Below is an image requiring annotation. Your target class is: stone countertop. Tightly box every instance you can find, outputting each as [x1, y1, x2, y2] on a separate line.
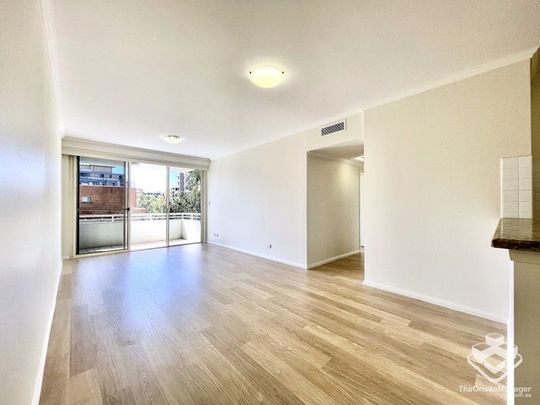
[492, 218, 540, 252]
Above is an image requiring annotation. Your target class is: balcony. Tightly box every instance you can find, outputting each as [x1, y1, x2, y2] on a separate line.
[78, 212, 201, 254]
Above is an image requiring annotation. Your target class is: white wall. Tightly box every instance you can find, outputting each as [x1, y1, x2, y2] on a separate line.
[532, 49, 540, 219]
[0, 1, 61, 404]
[307, 155, 360, 267]
[363, 60, 531, 322]
[208, 134, 308, 267]
[208, 113, 364, 268]
[305, 113, 364, 151]
[359, 172, 365, 247]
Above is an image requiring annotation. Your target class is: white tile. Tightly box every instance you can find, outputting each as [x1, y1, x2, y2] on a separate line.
[502, 168, 519, 180]
[502, 157, 519, 170]
[519, 202, 532, 219]
[519, 178, 532, 191]
[518, 155, 532, 169]
[502, 202, 519, 218]
[519, 167, 532, 181]
[503, 209, 519, 219]
[503, 189, 519, 202]
[501, 156, 534, 218]
[519, 189, 532, 202]
[502, 178, 519, 191]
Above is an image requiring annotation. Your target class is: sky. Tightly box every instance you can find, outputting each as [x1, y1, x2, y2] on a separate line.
[131, 163, 189, 192]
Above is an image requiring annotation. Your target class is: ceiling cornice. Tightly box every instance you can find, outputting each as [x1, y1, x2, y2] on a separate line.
[362, 46, 538, 111]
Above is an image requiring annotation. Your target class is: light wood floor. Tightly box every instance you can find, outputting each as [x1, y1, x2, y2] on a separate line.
[41, 244, 505, 404]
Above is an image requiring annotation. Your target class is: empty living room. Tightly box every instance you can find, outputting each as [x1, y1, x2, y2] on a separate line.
[2, 1, 540, 404]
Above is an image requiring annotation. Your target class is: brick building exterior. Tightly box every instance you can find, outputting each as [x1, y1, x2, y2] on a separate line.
[79, 186, 137, 214]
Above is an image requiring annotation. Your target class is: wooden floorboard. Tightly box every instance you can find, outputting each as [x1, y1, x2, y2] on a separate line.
[40, 244, 505, 404]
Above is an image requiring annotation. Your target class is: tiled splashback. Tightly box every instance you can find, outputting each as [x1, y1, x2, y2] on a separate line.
[501, 155, 532, 218]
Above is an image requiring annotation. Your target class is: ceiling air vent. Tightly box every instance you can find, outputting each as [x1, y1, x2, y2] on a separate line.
[321, 120, 346, 136]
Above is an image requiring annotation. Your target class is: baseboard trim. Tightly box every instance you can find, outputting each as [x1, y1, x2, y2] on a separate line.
[32, 259, 63, 405]
[307, 250, 361, 269]
[208, 241, 306, 269]
[362, 279, 507, 324]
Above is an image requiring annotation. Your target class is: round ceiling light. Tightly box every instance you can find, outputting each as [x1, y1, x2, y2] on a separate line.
[248, 65, 285, 88]
[161, 134, 184, 144]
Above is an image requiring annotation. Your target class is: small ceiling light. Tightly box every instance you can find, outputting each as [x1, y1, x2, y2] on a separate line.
[354, 155, 365, 162]
[161, 134, 184, 144]
[248, 65, 285, 88]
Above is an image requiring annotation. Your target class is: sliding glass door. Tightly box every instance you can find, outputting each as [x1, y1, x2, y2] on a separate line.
[168, 167, 202, 245]
[76, 158, 203, 255]
[77, 157, 127, 254]
[130, 163, 167, 250]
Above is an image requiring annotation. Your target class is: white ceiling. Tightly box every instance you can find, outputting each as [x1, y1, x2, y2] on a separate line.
[51, 0, 540, 159]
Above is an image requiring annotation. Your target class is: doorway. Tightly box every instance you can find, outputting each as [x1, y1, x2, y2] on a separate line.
[306, 140, 364, 279]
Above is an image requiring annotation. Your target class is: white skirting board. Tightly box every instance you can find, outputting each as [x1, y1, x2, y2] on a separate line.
[32, 259, 63, 405]
[307, 250, 361, 269]
[362, 279, 507, 324]
[185, 241, 506, 324]
[207, 241, 307, 269]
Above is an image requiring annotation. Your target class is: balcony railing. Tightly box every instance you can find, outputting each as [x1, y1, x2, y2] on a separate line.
[78, 212, 201, 250]
[79, 212, 201, 222]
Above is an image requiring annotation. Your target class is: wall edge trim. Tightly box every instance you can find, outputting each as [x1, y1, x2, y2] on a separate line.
[208, 241, 307, 269]
[307, 250, 361, 269]
[362, 279, 507, 324]
[31, 259, 63, 405]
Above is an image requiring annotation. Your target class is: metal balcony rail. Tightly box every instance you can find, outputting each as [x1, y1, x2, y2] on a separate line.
[79, 212, 201, 223]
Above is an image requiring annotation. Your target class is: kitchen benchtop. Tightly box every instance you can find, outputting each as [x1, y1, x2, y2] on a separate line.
[492, 218, 540, 252]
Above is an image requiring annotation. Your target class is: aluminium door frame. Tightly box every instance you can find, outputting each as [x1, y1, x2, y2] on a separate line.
[127, 161, 169, 250]
[74, 156, 129, 258]
[73, 159, 206, 257]
[126, 161, 131, 251]
[166, 165, 170, 246]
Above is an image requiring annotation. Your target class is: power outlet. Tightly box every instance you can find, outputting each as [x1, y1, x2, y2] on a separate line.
[268, 243, 272, 249]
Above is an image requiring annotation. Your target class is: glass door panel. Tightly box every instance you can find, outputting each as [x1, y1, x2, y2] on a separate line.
[130, 163, 167, 250]
[168, 167, 202, 245]
[77, 157, 127, 255]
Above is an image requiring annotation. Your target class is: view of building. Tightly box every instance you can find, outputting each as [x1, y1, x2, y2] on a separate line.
[78, 163, 136, 214]
[170, 172, 185, 197]
[79, 163, 124, 186]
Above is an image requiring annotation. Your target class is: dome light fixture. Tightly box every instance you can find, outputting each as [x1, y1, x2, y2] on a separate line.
[161, 134, 184, 144]
[248, 65, 285, 88]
